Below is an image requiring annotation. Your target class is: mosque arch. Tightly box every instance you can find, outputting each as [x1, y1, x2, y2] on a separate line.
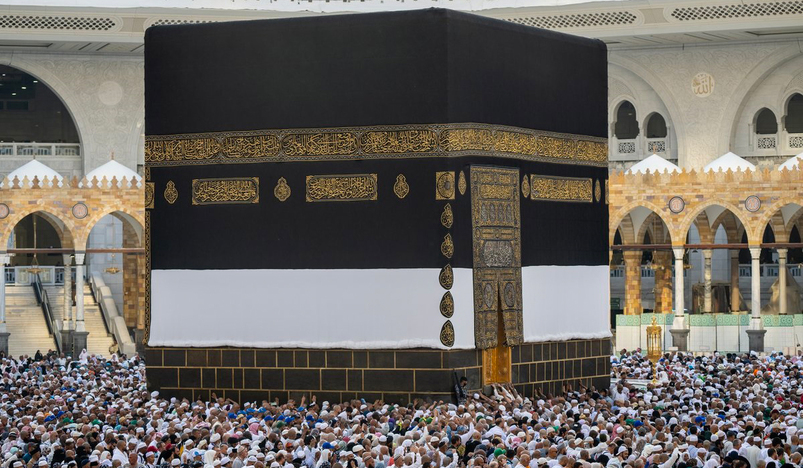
[644, 112, 668, 139]
[679, 202, 753, 246]
[79, 207, 144, 252]
[613, 100, 640, 140]
[0, 64, 83, 153]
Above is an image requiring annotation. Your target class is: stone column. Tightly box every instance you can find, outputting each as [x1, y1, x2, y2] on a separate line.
[61, 254, 74, 354]
[778, 248, 788, 315]
[73, 253, 88, 354]
[703, 249, 713, 313]
[746, 247, 766, 352]
[623, 251, 642, 315]
[653, 251, 673, 314]
[0, 254, 9, 355]
[730, 251, 741, 312]
[670, 247, 689, 351]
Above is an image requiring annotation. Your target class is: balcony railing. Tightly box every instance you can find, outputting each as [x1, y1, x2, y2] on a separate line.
[0, 143, 81, 157]
[789, 133, 803, 150]
[646, 138, 667, 154]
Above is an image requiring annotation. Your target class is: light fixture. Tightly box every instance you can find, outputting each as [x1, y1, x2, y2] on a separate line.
[105, 222, 121, 274]
[32, 80, 38, 83]
[21, 86, 26, 90]
[11, 93, 16, 96]
[27, 215, 44, 276]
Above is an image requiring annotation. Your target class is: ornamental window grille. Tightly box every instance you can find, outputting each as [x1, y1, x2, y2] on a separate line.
[618, 141, 636, 154]
[670, 1, 803, 21]
[0, 14, 117, 31]
[507, 11, 637, 29]
[790, 135, 803, 149]
[647, 140, 666, 153]
[757, 137, 777, 149]
[148, 18, 217, 27]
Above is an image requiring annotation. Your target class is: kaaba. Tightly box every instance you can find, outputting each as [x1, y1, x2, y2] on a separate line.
[143, 9, 612, 404]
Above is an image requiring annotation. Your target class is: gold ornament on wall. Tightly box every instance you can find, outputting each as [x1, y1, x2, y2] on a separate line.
[145, 182, 155, 209]
[274, 177, 291, 202]
[439, 264, 454, 290]
[164, 181, 178, 205]
[441, 233, 454, 259]
[393, 174, 410, 199]
[440, 320, 455, 347]
[458, 171, 467, 196]
[440, 291, 454, 318]
[521, 175, 531, 198]
[435, 171, 455, 200]
[440, 203, 454, 229]
[594, 180, 602, 203]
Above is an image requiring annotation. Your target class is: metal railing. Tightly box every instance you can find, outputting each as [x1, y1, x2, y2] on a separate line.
[89, 272, 134, 356]
[32, 273, 61, 353]
[0, 142, 80, 157]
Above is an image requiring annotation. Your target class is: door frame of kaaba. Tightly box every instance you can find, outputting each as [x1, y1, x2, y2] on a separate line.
[470, 165, 524, 385]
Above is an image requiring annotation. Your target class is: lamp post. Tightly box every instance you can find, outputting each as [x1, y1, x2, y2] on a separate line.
[646, 315, 662, 384]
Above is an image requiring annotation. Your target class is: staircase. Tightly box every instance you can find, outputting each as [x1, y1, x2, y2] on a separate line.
[44, 284, 116, 357]
[5, 286, 57, 358]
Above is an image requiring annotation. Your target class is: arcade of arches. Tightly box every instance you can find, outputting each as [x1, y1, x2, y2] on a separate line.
[609, 167, 803, 353]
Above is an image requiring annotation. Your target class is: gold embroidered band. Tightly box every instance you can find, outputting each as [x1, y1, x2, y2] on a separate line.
[305, 174, 378, 202]
[145, 123, 607, 168]
[191, 177, 260, 205]
[530, 175, 593, 203]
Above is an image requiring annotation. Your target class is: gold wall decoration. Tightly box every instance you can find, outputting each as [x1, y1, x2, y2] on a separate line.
[458, 171, 467, 196]
[471, 166, 524, 350]
[164, 181, 178, 205]
[306, 174, 378, 202]
[393, 174, 410, 199]
[440, 320, 455, 347]
[439, 264, 454, 290]
[440, 203, 454, 229]
[282, 132, 358, 157]
[274, 177, 291, 202]
[521, 175, 531, 198]
[594, 179, 602, 203]
[435, 171, 455, 200]
[441, 233, 454, 259]
[530, 175, 593, 203]
[145, 182, 155, 209]
[191, 177, 259, 205]
[146, 123, 607, 168]
[361, 130, 438, 154]
[440, 291, 454, 318]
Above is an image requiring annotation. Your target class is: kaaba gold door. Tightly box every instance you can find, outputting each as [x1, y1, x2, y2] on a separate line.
[469, 166, 523, 387]
[482, 293, 512, 385]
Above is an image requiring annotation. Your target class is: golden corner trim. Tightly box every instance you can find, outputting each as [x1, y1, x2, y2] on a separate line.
[306, 174, 378, 202]
[530, 175, 593, 203]
[145, 123, 607, 168]
[191, 177, 259, 205]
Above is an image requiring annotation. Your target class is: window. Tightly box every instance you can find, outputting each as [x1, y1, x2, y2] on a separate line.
[755, 108, 778, 134]
[615, 101, 639, 139]
[646, 113, 667, 138]
[786, 94, 803, 133]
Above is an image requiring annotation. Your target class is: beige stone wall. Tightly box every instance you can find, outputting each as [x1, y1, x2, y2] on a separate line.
[610, 168, 803, 247]
[0, 176, 145, 328]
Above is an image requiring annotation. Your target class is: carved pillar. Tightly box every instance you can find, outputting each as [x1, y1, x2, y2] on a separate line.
[703, 249, 713, 313]
[62, 254, 73, 330]
[778, 248, 788, 315]
[670, 247, 689, 350]
[654, 251, 672, 314]
[623, 251, 642, 315]
[747, 247, 766, 352]
[730, 251, 740, 312]
[0, 254, 8, 355]
[75, 253, 85, 333]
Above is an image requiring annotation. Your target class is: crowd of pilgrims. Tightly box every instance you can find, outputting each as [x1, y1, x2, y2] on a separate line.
[3, 349, 803, 468]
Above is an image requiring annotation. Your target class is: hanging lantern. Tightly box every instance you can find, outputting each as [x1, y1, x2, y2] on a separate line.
[105, 252, 120, 274]
[26, 215, 44, 275]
